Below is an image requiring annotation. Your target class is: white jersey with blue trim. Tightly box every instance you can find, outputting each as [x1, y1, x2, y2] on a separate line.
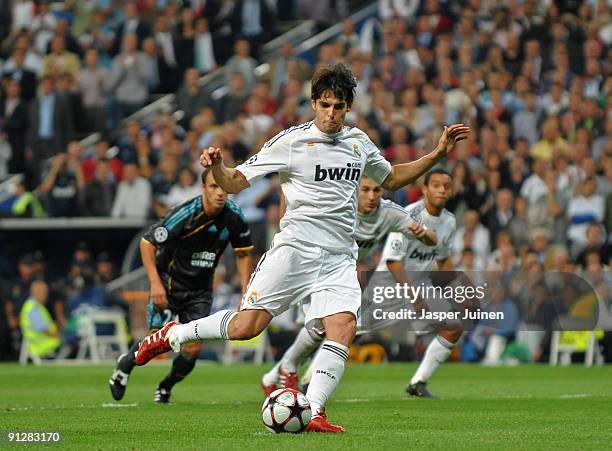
[377, 199, 456, 271]
[235, 121, 392, 258]
[356, 198, 417, 261]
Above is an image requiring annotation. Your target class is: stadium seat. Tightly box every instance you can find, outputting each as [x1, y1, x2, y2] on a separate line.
[222, 330, 274, 364]
[549, 324, 604, 367]
[75, 307, 129, 362]
[18, 338, 43, 366]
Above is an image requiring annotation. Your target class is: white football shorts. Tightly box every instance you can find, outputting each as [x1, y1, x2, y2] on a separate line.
[240, 240, 361, 333]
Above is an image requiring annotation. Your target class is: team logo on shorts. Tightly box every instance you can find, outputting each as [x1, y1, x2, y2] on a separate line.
[246, 291, 258, 305]
[353, 144, 361, 157]
[154, 226, 169, 243]
[391, 239, 402, 251]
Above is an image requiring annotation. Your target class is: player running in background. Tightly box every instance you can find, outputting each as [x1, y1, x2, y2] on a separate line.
[134, 63, 469, 432]
[380, 168, 458, 398]
[109, 169, 253, 403]
[260, 175, 438, 394]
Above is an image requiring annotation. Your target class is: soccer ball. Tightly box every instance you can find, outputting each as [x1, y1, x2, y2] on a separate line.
[261, 388, 311, 433]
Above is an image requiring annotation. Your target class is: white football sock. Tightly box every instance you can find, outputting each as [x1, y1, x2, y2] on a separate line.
[410, 335, 454, 385]
[306, 340, 348, 414]
[173, 310, 237, 343]
[280, 328, 323, 373]
[261, 361, 281, 386]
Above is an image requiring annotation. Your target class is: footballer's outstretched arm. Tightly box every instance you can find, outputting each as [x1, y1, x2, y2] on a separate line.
[200, 147, 250, 194]
[381, 124, 470, 191]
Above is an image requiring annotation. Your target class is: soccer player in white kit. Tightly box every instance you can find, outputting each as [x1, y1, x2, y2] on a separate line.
[380, 169, 458, 398]
[135, 63, 469, 432]
[260, 175, 438, 395]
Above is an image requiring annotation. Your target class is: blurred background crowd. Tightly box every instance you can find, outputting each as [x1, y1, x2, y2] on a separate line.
[0, 0, 610, 364]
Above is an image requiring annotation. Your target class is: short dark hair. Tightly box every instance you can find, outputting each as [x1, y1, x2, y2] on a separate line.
[201, 168, 210, 185]
[311, 63, 357, 107]
[424, 168, 451, 185]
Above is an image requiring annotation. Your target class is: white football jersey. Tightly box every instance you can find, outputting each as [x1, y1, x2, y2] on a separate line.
[377, 199, 456, 271]
[356, 198, 417, 261]
[236, 121, 392, 258]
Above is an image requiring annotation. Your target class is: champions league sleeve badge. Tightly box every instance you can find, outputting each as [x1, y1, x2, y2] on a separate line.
[154, 226, 169, 243]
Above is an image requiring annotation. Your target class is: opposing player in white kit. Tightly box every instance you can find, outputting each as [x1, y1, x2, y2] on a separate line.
[380, 168, 458, 398]
[134, 63, 469, 432]
[260, 175, 438, 395]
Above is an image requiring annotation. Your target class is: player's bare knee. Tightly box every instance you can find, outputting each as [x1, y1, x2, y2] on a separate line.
[323, 312, 357, 346]
[229, 310, 271, 340]
[439, 326, 462, 344]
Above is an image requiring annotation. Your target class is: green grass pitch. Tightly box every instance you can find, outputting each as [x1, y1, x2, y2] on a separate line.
[1, 363, 611, 450]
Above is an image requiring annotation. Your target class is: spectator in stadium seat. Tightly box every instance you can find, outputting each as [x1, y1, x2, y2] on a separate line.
[80, 160, 116, 217]
[82, 140, 122, 184]
[175, 67, 212, 129]
[163, 166, 201, 209]
[530, 116, 570, 162]
[111, 1, 151, 56]
[217, 72, 249, 123]
[575, 223, 611, 268]
[2, 49, 37, 101]
[2, 33, 43, 75]
[56, 73, 86, 137]
[566, 177, 605, 254]
[111, 162, 152, 219]
[139, 37, 161, 96]
[192, 17, 218, 75]
[262, 42, 311, 99]
[506, 196, 530, 252]
[175, 7, 197, 70]
[0, 79, 29, 174]
[231, 0, 275, 60]
[37, 142, 85, 217]
[77, 49, 112, 134]
[453, 209, 491, 268]
[221, 121, 249, 164]
[41, 36, 80, 81]
[26, 75, 74, 163]
[153, 15, 181, 94]
[110, 33, 149, 119]
[484, 188, 514, 246]
[224, 39, 257, 93]
[96, 252, 115, 284]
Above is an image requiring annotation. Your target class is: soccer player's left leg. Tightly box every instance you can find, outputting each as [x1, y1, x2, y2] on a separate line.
[305, 311, 355, 433]
[261, 327, 324, 394]
[408, 325, 463, 398]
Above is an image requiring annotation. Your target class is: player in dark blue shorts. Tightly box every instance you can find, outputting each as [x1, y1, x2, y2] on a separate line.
[109, 168, 253, 403]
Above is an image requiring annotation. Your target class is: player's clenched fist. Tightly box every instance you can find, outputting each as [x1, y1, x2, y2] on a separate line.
[200, 147, 223, 168]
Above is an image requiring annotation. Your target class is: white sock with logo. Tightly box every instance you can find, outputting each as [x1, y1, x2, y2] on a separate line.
[410, 335, 454, 385]
[173, 310, 237, 343]
[306, 340, 348, 415]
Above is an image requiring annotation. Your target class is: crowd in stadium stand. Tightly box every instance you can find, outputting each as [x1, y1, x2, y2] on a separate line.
[1, 0, 611, 363]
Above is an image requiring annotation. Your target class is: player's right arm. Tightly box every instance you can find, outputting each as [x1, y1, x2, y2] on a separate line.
[200, 147, 250, 194]
[201, 134, 290, 194]
[140, 238, 168, 310]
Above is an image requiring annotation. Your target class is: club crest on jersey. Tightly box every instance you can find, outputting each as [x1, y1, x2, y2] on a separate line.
[353, 144, 361, 157]
[246, 291, 258, 305]
[314, 163, 361, 181]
